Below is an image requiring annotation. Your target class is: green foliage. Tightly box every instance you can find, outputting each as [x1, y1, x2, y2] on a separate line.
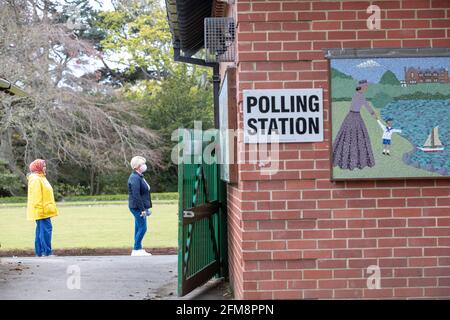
[331, 78, 358, 101]
[95, 0, 173, 81]
[331, 68, 353, 80]
[0, 192, 178, 204]
[52, 183, 91, 201]
[0, 196, 27, 203]
[54, 183, 91, 198]
[331, 97, 353, 102]
[62, 194, 128, 202]
[93, 1, 215, 192]
[0, 160, 20, 196]
[394, 92, 450, 100]
[1, 1, 214, 195]
[61, 193, 178, 202]
[332, 78, 450, 102]
[379, 70, 400, 85]
[139, 64, 214, 191]
[370, 91, 393, 109]
[142, 65, 214, 138]
[97, 169, 130, 194]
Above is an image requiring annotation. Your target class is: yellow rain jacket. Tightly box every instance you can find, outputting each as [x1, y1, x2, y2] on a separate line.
[26, 173, 58, 221]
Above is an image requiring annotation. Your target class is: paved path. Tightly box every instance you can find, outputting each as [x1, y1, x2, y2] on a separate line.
[0, 255, 230, 300]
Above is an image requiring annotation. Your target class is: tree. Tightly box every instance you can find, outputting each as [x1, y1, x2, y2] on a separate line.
[140, 64, 213, 191]
[95, 0, 173, 85]
[371, 91, 393, 109]
[331, 68, 353, 80]
[0, 159, 20, 196]
[379, 70, 401, 85]
[95, 0, 214, 191]
[0, 0, 161, 195]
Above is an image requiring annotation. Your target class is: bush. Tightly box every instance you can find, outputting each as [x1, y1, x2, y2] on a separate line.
[0, 160, 21, 196]
[370, 91, 393, 109]
[62, 192, 178, 202]
[151, 192, 179, 201]
[0, 196, 27, 203]
[394, 92, 450, 100]
[61, 194, 128, 202]
[54, 183, 90, 196]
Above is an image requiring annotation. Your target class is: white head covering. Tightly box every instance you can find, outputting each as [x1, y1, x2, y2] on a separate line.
[130, 156, 146, 170]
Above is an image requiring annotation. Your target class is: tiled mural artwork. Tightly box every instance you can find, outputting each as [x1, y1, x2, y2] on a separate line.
[331, 57, 450, 179]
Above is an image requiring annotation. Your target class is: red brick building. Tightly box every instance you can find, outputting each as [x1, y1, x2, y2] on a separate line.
[167, 0, 450, 299]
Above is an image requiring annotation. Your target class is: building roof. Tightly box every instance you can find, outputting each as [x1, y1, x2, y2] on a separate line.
[406, 67, 448, 73]
[165, 0, 214, 57]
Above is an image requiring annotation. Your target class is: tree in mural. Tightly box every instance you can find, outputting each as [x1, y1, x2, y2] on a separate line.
[379, 70, 401, 85]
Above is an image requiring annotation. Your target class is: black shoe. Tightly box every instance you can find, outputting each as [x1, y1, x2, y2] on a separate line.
[382, 152, 385, 155]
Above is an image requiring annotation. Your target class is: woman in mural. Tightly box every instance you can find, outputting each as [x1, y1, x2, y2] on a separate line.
[332, 80, 378, 170]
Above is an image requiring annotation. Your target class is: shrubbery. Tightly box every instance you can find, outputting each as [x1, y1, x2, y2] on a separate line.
[0, 160, 21, 196]
[0, 196, 27, 203]
[0, 192, 178, 204]
[53, 183, 91, 201]
[370, 91, 393, 109]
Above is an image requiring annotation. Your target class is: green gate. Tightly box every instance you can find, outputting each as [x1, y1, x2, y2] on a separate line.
[177, 130, 227, 296]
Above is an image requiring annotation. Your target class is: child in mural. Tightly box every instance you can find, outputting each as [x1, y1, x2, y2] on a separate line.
[332, 80, 378, 170]
[377, 117, 402, 156]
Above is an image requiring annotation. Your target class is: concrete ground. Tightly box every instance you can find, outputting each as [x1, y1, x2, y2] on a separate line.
[0, 255, 232, 300]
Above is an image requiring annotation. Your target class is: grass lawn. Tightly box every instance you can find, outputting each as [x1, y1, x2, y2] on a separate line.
[332, 101, 440, 179]
[0, 201, 178, 251]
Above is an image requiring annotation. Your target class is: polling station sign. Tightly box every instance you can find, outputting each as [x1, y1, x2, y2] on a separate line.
[243, 89, 324, 143]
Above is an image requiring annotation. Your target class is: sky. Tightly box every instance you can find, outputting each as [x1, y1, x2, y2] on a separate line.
[90, 0, 115, 11]
[331, 57, 450, 83]
[89, 0, 166, 11]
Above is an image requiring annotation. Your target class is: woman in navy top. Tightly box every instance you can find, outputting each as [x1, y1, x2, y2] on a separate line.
[128, 156, 153, 256]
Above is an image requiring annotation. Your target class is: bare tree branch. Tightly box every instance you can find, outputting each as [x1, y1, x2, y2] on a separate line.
[0, 0, 162, 187]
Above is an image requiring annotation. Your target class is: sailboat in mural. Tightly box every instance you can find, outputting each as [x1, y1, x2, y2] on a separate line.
[418, 126, 444, 152]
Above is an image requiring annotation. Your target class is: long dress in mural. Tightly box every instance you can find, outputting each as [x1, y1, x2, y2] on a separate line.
[332, 91, 376, 170]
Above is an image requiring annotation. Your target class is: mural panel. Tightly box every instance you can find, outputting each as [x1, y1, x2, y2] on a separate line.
[330, 56, 450, 179]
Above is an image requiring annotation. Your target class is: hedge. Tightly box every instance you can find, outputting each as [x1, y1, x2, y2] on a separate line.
[0, 192, 178, 204]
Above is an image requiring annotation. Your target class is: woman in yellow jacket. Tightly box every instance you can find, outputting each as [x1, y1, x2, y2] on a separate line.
[26, 159, 58, 257]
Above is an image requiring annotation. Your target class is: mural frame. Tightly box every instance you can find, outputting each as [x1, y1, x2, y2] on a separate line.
[326, 47, 450, 181]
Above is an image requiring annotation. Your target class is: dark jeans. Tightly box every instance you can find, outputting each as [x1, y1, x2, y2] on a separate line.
[35, 218, 52, 256]
[130, 208, 147, 250]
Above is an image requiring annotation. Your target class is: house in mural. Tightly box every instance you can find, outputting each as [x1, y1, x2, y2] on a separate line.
[330, 56, 450, 179]
[404, 66, 450, 85]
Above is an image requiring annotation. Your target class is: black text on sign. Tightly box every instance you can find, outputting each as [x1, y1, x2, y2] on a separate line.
[243, 89, 324, 143]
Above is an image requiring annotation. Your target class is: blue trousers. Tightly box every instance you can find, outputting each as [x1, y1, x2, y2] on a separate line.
[130, 208, 147, 250]
[35, 218, 52, 256]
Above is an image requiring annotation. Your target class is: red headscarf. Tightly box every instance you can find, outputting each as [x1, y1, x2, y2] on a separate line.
[29, 159, 46, 174]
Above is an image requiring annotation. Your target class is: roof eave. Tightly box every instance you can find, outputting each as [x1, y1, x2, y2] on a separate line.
[165, 0, 214, 57]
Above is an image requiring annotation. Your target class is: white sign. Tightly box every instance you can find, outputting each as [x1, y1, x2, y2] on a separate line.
[243, 89, 324, 143]
[219, 72, 230, 181]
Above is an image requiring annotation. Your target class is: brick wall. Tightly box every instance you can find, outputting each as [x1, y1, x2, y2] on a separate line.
[226, 0, 450, 299]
